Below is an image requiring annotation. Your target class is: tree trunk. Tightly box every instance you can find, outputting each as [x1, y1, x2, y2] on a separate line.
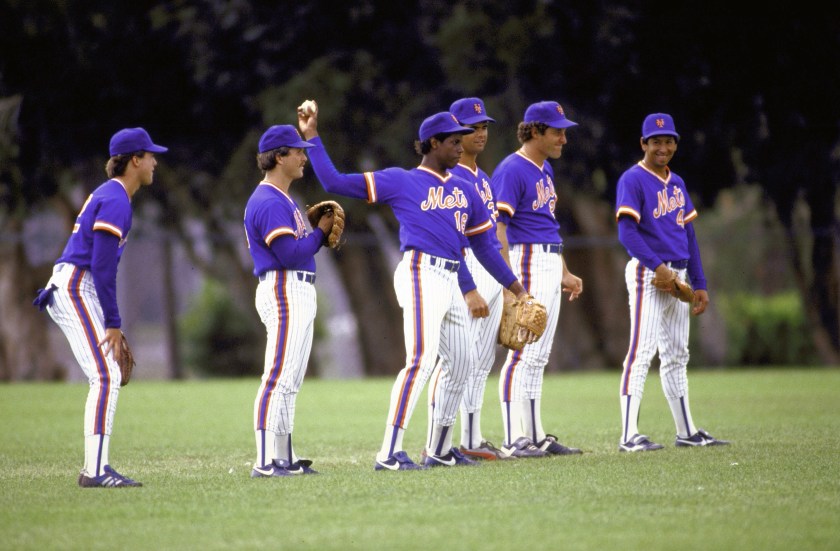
[0, 220, 65, 381]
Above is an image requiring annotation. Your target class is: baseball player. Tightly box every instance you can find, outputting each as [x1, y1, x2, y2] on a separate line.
[297, 101, 536, 470]
[492, 101, 584, 458]
[244, 124, 337, 477]
[615, 113, 729, 451]
[426, 97, 509, 461]
[32, 127, 167, 487]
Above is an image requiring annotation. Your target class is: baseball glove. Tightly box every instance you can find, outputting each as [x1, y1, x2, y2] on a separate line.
[498, 295, 548, 351]
[652, 269, 696, 303]
[306, 200, 345, 249]
[117, 332, 136, 387]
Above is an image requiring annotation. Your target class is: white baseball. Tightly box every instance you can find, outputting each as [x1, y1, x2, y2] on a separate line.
[299, 100, 317, 116]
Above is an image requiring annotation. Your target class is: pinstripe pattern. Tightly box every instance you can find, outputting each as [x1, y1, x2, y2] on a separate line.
[621, 262, 647, 395]
[619, 258, 690, 399]
[459, 248, 504, 416]
[380, 250, 465, 457]
[253, 270, 316, 441]
[498, 244, 563, 445]
[432, 272, 472, 426]
[45, 264, 120, 437]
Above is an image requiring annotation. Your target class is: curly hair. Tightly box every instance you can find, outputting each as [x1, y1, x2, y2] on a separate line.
[517, 122, 550, 144]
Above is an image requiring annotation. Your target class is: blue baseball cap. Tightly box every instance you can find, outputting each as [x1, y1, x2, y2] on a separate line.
[258, 125, 315, 153]
[109, 127, 168, 156]
[419, 112, 475, 141]
[449, 97, 496, 125]
[523, 101, 578, 129]
[642, 113, 680, 141]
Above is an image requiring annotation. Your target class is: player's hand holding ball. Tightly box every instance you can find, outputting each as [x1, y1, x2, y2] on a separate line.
[297, 99, 318, 137]
[298, 99, 317, 117]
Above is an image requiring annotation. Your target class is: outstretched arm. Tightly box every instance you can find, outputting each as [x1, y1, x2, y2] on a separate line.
[296, 100, 369, 199]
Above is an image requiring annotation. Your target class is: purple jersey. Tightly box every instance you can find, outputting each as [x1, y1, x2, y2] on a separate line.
[615, 162, 698, 261]
[244, 182, 315, 275]
[306, 137, 493, 260]
[367, 167, 493, 259]
[450, 163, 502, 251]
[57, 179, 132, 268]
[491, 151, 562, 245]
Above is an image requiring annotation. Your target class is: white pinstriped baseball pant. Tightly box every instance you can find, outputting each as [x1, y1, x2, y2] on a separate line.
[428, 248, 504, 428]
[253, 270, 316, 444]
[620, 258, 691, 400]
[499, 244, 563, 399]
[45, 263, 121, 438]
[384, 251, 472, 443]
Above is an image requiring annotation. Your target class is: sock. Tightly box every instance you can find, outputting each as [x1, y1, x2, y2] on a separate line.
[85, 434, 109, 476]
[255, 429, 278, 467]
[426, 400, 435, 449]
[668, 395, 697, 438]
[377, 424, 404, 461]
[521, 398, 546, 443]
[501, 400, 525, 447]
[428, 423, 452, 456]
[621, 394, 642, 442]
[276, 433, 297, 464]
[461, 410, 482, 449]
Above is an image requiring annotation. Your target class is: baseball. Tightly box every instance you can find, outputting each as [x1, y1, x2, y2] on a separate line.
[299, 100, 317, 116]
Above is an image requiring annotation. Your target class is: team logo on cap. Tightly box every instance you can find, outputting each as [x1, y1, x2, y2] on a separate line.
[451, 114, 458, 123]
[656, 118, 666, 128]
[557, 104, 565, 115]
[473, 103, 483, 114]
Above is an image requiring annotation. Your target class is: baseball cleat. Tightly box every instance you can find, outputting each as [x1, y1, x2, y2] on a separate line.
[422, 447, 479, 467]
[251, 460, 295, 478]
[501, 436, 548, 458]
[276, 458, 319, 475]
[448, 447, 479, 466]
[537, 434, 582, 455]
[374, 451, 427, 471]
[619, 434, 665, 452]
[460, 440, 512, 460]
[78, 465, 142, 488]
[675, 429, 730, 447]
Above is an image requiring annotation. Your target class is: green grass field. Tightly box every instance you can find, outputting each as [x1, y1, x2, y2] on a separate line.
[2, 369, 838, 550]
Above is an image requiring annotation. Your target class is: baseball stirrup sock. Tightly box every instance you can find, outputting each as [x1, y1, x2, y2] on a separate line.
[378, 425, 404, 460]
[524, 398, 546, 443]
[85, 434, 109, 477]
[429, 424, 452, 456]
[621, 394, 641, 442]
[255, 429, 278, 467]
[277, 433, 297, 463]
[668, 396, 696, 438]
[426, 402, 435, 449]
[461, 411, 481, 449]
[501, 401, 525, 447]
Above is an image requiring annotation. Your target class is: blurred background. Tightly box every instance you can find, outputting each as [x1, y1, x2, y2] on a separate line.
[1, 1, 837, 381]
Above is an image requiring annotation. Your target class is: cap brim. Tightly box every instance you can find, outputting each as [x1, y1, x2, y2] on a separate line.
[643, 131, 680, 140]
[458, 115, 496, 125]
[545, 119, 578, 129]
[289, 140, 316, 149]
[146, 144, 169, 153]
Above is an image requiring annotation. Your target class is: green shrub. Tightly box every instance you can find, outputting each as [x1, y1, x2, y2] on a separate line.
[719, 291, 818, 365]
[179, 279, 262, 377]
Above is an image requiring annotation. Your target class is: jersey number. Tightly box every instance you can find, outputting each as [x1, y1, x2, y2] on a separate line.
[453, 211, 468, 235]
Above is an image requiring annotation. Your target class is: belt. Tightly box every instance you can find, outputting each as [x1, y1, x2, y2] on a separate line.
[428, 255, 460, 272]
[665, 260, 688, 270]
[539, 243, 563, 254]
[259, 271, 316, 284]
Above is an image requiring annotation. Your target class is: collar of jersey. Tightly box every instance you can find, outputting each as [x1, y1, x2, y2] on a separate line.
[416, 165, 451, 183]
[637, 161, 671, 186]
